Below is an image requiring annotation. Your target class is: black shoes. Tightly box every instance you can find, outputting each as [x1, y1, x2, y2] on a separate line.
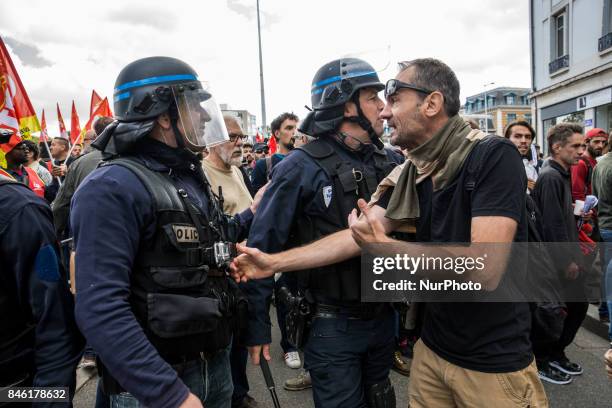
[550, 357, 584, 376]
[537, 363, 573, 385]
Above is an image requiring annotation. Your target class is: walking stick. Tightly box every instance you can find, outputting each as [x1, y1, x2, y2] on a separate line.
[260, 351, 281, 408]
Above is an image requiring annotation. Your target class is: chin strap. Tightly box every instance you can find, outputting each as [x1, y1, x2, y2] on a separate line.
[344, 92, 384, 150]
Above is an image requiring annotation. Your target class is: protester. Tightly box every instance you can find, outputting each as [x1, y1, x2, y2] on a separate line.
[52, 117, 114, 240]
[505, 120, 538, 192]
[233, 58, 548, 407]
[22, 139, 53, 185]
[0, 169, 84, 406]
[533, 123, 589, 384]
[71, 143, 83, 157]
[71, 56, 258, 408]
[202, 115, 259, 408]
[242, 57, 403, 408]
[0, 130, 47, 200]
[252, 143, 268, 161]
[571, 128, 608, 202]
[251, 112, 298, 192]
[592, 130, 612, 344]
[45, 137, 74, 202]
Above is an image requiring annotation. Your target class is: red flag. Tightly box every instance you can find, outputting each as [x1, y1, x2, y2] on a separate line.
[267, 135, 277, 154]
[70, 101, 81, 145]
[40, 109, 48, 142]
[57, 103, 68, 140]
[90, 90, 102, 117]
[79, 97, 113, 140]
[0, 36, 41, 166]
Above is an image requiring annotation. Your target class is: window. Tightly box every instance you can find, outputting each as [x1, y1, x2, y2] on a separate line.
[554, 11, 566, 58]
[507, 113, 517, 123]
[525, 113, 532, 124]
[506, 95, 515, 105]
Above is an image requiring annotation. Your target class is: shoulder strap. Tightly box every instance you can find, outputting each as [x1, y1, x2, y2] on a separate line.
[101, 157, 184, 212]
[297, 138, 336, 160]
[265, 156, 273, 180]
[463, 138, 492, 193]
[579, 157, 593, 188]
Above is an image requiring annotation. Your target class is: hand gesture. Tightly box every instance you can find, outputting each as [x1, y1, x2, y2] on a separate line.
[230, 243, 277, 283]
[348, 199, 390, 247]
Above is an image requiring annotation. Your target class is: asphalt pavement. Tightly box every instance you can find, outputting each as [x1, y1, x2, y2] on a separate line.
[73, 308, 612, 408]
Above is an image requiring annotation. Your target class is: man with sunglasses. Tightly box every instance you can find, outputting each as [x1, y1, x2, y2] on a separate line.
[233, 58, 547, 407]
[241, 58, 403, 408]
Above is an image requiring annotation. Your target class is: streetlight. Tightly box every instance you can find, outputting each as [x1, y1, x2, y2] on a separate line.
[256, 0, 267, 130]
[483, 81, 495, 134]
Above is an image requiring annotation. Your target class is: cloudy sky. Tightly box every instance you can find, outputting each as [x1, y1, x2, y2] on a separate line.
[0, 0, 530, 135]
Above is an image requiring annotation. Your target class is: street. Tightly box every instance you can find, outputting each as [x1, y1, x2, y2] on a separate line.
[73, 308, 612, 408]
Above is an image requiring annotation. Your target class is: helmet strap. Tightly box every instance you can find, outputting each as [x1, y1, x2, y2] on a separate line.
[345, 92, 383, 149]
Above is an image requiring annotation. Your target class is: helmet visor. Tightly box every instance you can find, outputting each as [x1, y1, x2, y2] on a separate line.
[172, 82, 229, 148]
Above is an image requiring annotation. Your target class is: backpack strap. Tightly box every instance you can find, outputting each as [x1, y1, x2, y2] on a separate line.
[265, 156, 273, 180]
[578, 157, 593, 194]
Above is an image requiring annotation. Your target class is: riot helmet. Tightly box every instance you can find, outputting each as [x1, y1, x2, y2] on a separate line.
[299, 58, 384, 148]
[112, 56, 228, 150]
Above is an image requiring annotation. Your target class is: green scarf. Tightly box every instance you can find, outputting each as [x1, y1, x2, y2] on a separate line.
[386, 115, 487, 221]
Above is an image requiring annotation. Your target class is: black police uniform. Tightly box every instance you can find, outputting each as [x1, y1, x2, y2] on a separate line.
[0, 175, 83, 408]
[71, 57, 251, 408]
[245, 58, 402, 408]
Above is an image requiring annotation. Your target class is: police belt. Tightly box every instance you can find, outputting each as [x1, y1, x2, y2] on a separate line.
[314, 303, 387, 320]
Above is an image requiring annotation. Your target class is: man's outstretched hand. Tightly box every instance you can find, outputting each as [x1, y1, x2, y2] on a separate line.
[230, 243, 277, 283]
[348, 199, 391, 247]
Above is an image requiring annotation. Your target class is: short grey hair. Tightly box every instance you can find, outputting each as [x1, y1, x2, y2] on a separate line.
[398, 58, 461, 117]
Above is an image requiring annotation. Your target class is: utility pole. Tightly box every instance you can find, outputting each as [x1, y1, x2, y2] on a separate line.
[257, 0, 267, 130]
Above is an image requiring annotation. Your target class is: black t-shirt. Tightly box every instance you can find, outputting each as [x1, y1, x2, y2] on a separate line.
[379, 137, 532, 373]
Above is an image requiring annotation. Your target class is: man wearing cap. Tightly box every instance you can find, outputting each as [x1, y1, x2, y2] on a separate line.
[242, 58, 403, 408]
[571, 127, 609, 323]
[0, 129, 47, 200]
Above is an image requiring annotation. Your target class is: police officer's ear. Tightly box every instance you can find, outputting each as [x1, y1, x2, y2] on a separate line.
[343, 100, 358, 117]
[422, 91, 446, 119]
[156, 112, 173, 130]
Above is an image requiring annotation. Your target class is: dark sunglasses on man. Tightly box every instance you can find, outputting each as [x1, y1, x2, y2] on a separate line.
[384, 79, 433, 99]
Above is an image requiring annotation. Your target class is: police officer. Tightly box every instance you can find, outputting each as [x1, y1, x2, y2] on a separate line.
[71, 57, 254, 408]
[243, 58, 403, 408]
[0, 170, 83, 407]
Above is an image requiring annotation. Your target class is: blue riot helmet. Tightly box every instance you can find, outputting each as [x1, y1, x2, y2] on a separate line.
[299, 58, 385, 148]
[103, 56, 228, 153]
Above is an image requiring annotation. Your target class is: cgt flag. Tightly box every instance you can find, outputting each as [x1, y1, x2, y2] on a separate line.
[57, 103, 68, 140]
[0, 36, 41, 167]
[70, 101, 81, 145]
[79, 96, 112, 141]
[40, 109, 49, 142]
[90, 90, 102, 117]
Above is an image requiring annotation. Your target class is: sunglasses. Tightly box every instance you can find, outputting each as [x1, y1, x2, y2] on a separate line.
[384, 79, 433, 99]
[228, 133, 248, 143]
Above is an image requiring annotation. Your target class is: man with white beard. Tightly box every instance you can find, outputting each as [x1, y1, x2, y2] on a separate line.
[202, 116, 253, 215]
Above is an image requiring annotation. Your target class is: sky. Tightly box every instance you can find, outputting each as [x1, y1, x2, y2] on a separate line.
[0, 0, 531, 136]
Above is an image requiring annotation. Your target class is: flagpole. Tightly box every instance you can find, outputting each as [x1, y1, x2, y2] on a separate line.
[256, 0, 267, 129]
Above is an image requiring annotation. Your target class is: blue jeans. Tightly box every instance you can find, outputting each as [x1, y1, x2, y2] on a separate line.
[304, 307, 395, 408]
[110, 348, 233, 408]
[600, 228, 612, 341]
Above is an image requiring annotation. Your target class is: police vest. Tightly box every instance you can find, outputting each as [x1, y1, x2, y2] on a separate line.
[291, 138, 398, 304]
[103, 158, 240, 362]
[0, 178, 35, 385]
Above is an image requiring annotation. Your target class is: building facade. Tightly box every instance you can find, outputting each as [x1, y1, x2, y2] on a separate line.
[530, 0, 612, 154]
[220, 104, 258, 138]
[463, 87, 532, 135]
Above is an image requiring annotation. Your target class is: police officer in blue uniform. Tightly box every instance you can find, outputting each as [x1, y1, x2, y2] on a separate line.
[71, 57, 253, 408]
[0, 170, 83, 407]
[243, 58, 403, 408]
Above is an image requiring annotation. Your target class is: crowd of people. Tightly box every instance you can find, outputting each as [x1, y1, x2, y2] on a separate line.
[0, 53, 611, 408]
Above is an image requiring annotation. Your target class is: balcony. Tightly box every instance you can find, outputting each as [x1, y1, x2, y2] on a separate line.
[599, 32, 612, 53]
[549, 55, 569, 75]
